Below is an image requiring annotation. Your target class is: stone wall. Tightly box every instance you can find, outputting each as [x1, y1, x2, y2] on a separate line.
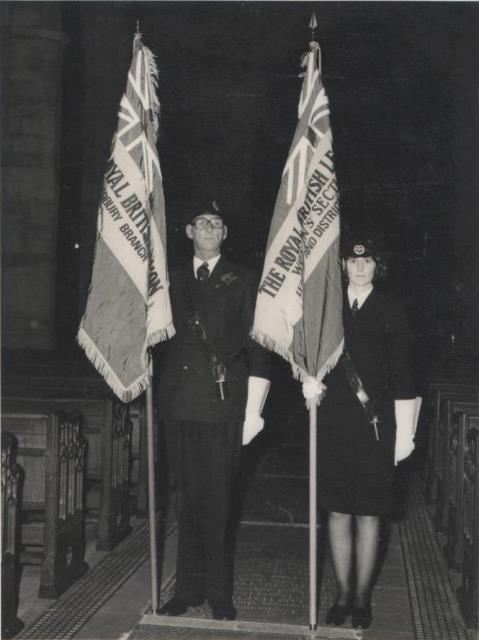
[1, 4, 64, 349]
[1, 3, 477, 359]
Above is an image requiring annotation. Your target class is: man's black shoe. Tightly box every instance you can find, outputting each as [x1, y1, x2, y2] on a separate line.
[158, 595, 204, 616]
[210, 600, 237, 621]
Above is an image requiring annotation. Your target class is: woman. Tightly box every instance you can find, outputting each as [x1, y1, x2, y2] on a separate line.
[303, 237, 416, 629]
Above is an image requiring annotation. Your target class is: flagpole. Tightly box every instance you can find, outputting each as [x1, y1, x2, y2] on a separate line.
[77, 18, 172, 616]
[251, 9, 343, 635]
[308, 399, 318, 631]
[145, 378, 159, 613]
[307, 14, 319, 632]
[136, 20, 159, 611]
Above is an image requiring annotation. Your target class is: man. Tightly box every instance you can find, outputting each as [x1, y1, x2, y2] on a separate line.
[157, 201, 271, 620]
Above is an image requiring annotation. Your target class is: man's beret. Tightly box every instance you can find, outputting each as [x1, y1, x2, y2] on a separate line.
[182, 200, 226, 226]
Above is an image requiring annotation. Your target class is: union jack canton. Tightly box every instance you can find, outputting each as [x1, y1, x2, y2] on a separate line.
[78, 34, 175, 402]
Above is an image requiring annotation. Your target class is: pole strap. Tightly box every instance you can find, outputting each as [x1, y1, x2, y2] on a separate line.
[340, 350, 380, 440]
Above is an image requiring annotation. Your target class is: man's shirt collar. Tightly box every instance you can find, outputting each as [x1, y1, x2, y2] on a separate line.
[193, 254, 221, 278]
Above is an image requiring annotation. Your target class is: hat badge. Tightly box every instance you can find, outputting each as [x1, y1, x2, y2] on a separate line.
[353, 244, 365, 256]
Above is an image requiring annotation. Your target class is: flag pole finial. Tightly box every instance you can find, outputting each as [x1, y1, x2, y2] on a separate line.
[135, 20, 142, 43]
[307, 12, 321, 71]
[134, 20, 142, 52]
[309, 13, 318, 43]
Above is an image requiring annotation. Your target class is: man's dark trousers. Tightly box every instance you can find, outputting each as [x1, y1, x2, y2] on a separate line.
[164, 419, 243, 605]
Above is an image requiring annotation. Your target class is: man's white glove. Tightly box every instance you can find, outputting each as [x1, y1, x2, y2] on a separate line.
[302, 375, 324, 400]
[242, 376, 271, 445]
[394, 397, 422, 465]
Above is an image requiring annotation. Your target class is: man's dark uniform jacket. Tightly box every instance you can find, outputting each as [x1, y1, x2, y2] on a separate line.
[156, 255, 271, 421]
[155, 255, 270, 609]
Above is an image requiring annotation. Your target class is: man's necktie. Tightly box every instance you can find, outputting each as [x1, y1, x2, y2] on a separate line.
[351, 298, 359, 316]
[197, 262, 210, 282]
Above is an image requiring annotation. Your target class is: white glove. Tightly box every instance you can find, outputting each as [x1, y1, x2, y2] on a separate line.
[302, 375, 324, 400]
[394, 397, 422, 465]
[242, 376, 271, 445]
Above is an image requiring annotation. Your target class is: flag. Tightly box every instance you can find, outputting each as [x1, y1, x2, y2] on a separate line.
[252, 42, 344, 385]
[78, 34, 175, 402]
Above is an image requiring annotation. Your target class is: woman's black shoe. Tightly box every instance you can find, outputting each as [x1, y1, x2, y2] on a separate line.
[325, 601, 350, 626]
[351, 604, 372, 629]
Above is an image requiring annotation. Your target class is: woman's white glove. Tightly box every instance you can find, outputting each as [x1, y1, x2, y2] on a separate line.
[242, 377, 271, 445]
[302, 375, 324, 400]
[394, 397, 422, 465]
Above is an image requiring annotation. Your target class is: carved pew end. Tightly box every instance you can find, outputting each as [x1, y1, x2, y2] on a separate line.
[2, 409, 89, 599]
[1, 432, 24, 637]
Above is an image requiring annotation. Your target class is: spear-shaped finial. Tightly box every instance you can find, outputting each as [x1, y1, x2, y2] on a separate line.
[134, 20, 142, 53]
[306, 13, 321, 73]
[309, 13, 318, 42]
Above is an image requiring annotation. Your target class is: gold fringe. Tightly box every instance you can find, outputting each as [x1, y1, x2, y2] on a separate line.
[315, 339, 344, 383]
[77, 327, 151, 403]
[250, 329, 344, 406]
[250, 328, 305, 380]
[147, 323, 175, 347]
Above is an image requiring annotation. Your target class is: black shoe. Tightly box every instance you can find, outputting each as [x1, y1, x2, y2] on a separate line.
[325, 601, 350, 626]
[158, 595, 204, 616]
[209, 600, 237, 621]
[351, 604, 372, 629]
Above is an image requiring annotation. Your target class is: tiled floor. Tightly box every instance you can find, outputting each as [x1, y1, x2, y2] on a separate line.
[17, 523, 110, 629]
[68, 525, 413, 640]
[73, 526, 177, 640]
[14, 444, 474, 640]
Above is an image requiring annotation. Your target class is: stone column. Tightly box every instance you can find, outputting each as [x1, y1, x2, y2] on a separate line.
[1, 5, 64, 349]
[450, 7, 479, 352]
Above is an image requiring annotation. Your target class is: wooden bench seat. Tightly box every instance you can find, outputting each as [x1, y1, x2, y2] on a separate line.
[3, 393, 133, 552]
[434, 397, 479, 531]
[1, 431, 24, 637]
[4, 371, 153, 515]
[2, 409, 88, 598]
[442, 403, 479, 568]
[457, 415, 479, 628]
[427, 382, 479, 506]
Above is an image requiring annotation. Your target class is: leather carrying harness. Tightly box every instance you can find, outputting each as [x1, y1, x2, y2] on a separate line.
[340, 350, 380, 440]
[181, 265, 227, 400]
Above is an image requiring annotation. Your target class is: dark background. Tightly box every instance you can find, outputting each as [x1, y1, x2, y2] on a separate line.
[2, 1, 478, 375]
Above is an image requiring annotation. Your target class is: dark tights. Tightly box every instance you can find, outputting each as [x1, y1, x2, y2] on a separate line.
[328, 511, 380, 608]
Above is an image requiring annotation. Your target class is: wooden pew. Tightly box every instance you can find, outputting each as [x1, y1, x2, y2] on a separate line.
[3, 393, 133, 551]
[129, 397, 166, 517]
[2, 409, 88, 598]
[427, 381, 479, 505]
[434, 398, 479, 531]
[96, 399, 133, 550]
[128, 397, 148, 517]
[3, 374, 144, 530]
[457, 420, 479, 628]
[443, 404, 479, 568]
[1, 431, 24, 637]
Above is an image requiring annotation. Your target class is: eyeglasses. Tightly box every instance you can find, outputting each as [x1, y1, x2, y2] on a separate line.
[191, 217, 224, 230]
